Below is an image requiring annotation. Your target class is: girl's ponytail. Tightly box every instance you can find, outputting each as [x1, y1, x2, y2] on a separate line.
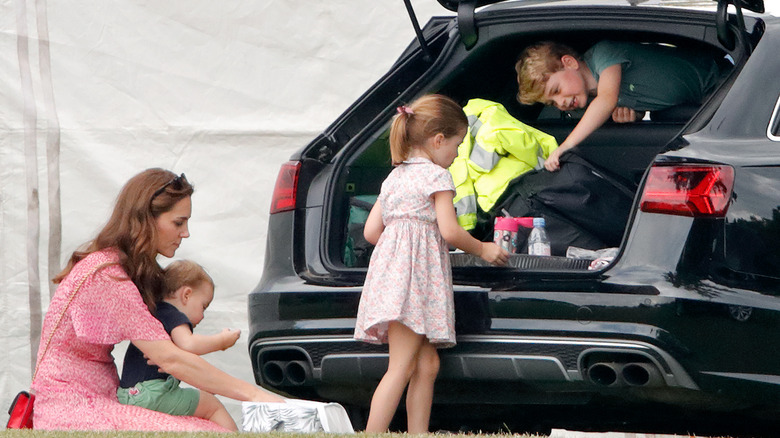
[389, 95, 467, 165]
[389, 107, 413, 165]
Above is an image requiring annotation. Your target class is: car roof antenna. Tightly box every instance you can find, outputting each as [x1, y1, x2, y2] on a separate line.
[402, 0, 433, 62]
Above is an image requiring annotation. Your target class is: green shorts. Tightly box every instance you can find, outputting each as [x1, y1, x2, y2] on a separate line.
[117, 376, 200, 416]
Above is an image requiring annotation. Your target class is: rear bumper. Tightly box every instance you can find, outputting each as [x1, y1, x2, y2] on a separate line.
[248, 282, 780, 413]
[250, 332, 698, 404]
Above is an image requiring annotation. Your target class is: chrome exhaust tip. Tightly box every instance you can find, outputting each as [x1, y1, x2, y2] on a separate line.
[285, 360, 312, 386]
[622, 362, 663, 387]
[587, 362, 621, 387]
[261, 360, 286, 386]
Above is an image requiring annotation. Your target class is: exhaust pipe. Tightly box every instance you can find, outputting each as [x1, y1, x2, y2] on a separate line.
[622, 362, 663, 387]
[285, 360, 312, 386]
[587, 362, 621, 387]
[262, 360, 286, 386]
[261, 360, 313, 386]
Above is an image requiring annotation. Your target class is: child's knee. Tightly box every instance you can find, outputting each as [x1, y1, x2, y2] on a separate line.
[416, 348, 440, 379]
[388, 361, 418, 383]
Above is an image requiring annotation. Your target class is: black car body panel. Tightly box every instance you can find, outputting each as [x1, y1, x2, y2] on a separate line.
[250, 0, 780, 434]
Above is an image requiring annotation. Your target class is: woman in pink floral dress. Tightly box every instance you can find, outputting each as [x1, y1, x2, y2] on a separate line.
[353, 95, 508, 434]
[31, 169, 284, 431]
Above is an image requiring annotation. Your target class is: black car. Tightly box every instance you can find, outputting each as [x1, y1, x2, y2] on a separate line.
[248, 0, 780, 435]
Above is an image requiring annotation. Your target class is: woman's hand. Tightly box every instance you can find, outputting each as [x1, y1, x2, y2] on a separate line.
[250, 387, 286, 403]
[134, 338, 287, 403]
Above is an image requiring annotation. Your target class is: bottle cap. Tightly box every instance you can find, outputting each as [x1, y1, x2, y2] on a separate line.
[533, 217, 545, 227]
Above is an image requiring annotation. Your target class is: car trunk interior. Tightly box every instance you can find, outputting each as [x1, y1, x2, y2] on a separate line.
[328, 16, 758, 277]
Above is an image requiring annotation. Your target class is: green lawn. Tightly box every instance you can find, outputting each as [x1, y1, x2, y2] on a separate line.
[2, 433, 346, 438]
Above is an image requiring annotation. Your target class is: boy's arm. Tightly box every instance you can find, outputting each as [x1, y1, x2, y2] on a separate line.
[169, 325, 241, 356]
[545, 64, 622, 171]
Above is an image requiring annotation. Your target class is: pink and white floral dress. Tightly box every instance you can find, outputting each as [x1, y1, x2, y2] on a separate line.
[354, 157, 456, 348]
[31, 249, 227, 431]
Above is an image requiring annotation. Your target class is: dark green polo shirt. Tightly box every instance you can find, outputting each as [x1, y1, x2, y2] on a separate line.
[584, 40, 721, 111]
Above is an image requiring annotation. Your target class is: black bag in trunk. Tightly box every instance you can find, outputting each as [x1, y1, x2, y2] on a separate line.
[491, 153, 635, 256]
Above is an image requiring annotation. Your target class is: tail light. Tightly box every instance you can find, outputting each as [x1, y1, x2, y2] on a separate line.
[270, 161, 301, 214]
[639, 164, 734, 217]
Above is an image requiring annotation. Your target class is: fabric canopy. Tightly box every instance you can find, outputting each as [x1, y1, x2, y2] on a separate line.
[1, 0, 442, 424]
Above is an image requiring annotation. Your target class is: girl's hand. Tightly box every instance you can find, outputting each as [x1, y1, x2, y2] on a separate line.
[479, 242, 509, 266]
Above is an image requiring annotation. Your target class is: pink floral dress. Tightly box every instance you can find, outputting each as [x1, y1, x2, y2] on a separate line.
[354, 157, 456, 348]
[30, 249, 227, 431]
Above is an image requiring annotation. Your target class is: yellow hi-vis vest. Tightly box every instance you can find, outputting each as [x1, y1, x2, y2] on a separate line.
[449, 99, 559, 230]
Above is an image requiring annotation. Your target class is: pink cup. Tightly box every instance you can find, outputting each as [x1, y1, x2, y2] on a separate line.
[494, 217, 535, 253]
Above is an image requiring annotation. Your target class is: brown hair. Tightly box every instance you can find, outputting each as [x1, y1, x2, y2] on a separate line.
[53, 168, 194, 312]
[163, 260, 214, 298]
[515, 41, 580, 105]
[389, 94, 468, 165]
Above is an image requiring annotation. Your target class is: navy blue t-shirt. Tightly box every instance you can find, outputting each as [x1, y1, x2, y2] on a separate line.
[119, 301, 192, 388]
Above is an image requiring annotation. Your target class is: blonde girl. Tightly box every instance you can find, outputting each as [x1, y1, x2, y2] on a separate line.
[354, 94, 508, 433]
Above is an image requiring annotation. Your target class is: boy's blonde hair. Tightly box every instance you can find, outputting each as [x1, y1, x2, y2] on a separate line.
[389, 94, 468, 165]
[163, 260, 214, 298]
[515, 41, 580, 105]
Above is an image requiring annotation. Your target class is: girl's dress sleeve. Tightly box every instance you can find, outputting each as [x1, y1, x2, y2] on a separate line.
[70, 263, 169, 345]
[424, 165, 457, 197]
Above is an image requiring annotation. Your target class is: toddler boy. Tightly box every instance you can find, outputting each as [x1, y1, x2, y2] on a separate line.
[118, 260, 241, 430]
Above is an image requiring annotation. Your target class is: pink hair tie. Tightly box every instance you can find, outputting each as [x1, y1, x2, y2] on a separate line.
[396, 106, 414, 115]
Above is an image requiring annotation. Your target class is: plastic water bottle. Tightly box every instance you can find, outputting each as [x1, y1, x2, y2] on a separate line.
[527, 217, 551, 256]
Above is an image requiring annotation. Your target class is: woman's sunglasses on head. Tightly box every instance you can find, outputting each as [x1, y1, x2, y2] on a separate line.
[151, 173, 187, 201]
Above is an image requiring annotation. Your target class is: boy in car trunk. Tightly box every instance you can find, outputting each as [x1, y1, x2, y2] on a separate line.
[515, 40, 721, 172]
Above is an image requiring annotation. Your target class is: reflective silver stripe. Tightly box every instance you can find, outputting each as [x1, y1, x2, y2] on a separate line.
[467, 115, 500, 171]
[468, 115, 482, 137]
[536, 147, 546, 170]
[454, 194, 477, 216]
[470, 141, 500, 171]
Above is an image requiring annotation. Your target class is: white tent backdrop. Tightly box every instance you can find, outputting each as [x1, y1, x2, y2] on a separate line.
[1, 0, 445, 425]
